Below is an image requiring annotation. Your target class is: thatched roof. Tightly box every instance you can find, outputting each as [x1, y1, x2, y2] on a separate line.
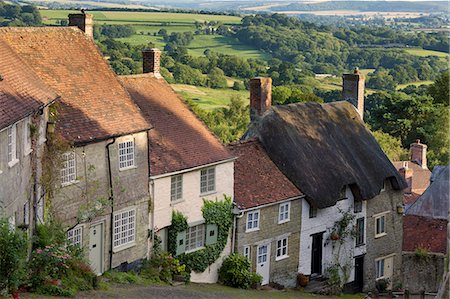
[244, 101, 407, 209]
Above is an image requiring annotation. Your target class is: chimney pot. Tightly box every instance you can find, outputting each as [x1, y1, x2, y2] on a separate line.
[250, 77, 272, 122]
[142, 48, 161, 77]
[410, 140, 427, 169]
[68, 13, 93, 38]
[342, 69, 365, 120]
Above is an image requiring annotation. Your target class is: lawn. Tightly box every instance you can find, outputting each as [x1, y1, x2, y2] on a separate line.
[396, 80, 434, 89]
[404, 48, 449, 58]
[171, 84, 249, 110]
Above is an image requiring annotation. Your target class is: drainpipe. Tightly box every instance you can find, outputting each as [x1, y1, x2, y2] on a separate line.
[106, 138, 116, 271]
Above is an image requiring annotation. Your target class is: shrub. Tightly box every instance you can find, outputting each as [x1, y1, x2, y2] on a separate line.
[103, 271, 143, 284]
[0, 219, 27, 296]
[375, 278, 390, 292]
[140, 252, 189, 283]
[218, 253, 262, 289]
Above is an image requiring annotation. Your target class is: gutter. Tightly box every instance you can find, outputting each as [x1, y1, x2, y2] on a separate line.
[106, 137, 116, 270]
[235, 195, 305, 213]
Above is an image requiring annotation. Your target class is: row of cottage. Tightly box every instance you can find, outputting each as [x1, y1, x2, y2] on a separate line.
[0, 13, 408, 292]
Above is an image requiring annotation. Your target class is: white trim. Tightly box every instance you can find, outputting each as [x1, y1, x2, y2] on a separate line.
[278, 201, 290, 224]
[243, 245, 251, 261]
[24, 117, 32, 156]
[275, 236, 289, 261]
[8, 159, 19, 168]
[112, 207, 136, 251]
[374, 213, 387, 238]
[118, 139, 136, 171]
[372, 210, 391, 218]
[149, 157, 237, 179]
[67, 225, 83, 247]
[200, 166, 216, 195]
[246, 209, 260, 232]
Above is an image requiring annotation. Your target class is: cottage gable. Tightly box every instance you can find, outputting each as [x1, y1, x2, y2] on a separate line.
[0, 27, 150, 144]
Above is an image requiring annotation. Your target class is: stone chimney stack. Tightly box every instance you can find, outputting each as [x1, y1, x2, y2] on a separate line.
[250, 77, 272, 122]
[399, 162, 413, 194]
[342, 68, 365, 120]
[68, 12, 93, 38]
[410, 139, 427, 169]
[142, 48, 161, 77]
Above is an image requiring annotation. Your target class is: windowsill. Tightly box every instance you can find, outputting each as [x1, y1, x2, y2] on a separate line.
[355, 243, 366, 248]
[375, 276, 386, 281]
[8, 159, 19, 168]
[200, 190, 216, 197]
[113, 242, 136, 253]
[170, 199, 185, 206]
[38, 137, 47, 145]
[245, 228, 260, 233]
[275, 255, 289, 262]
[24, 148, 33, 156]
[185, 246, 205, 254]
[61, 180, 79, 187]
[278, 219, 290, 225]
[119, 165, 137, 172]
[375, 232, 387, 239]
[0, 170, 2, 175]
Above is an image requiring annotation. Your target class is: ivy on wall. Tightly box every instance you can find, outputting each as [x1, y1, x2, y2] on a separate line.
[168, 195, 233, 273]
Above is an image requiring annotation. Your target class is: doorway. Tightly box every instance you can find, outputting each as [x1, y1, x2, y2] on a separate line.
[354, 255, 364, 292]
[89, 222, 104, 275]
[256, 243, 271, 285]
[311, 232, 323, 275]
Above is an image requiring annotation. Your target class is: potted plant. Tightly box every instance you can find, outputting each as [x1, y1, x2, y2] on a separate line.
[297, 273, 309, 287]
[330, 231, 340, 241]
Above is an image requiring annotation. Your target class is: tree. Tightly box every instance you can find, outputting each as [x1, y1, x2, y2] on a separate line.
[207, 67, 228, 89]
[427, 71, 449, 106]
[371, 129, 408, 161]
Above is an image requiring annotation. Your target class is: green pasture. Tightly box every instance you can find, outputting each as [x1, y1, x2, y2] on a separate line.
[396, 80, 434, 89]
[404, 48, 449, 58]
[171, 84, 249, 110]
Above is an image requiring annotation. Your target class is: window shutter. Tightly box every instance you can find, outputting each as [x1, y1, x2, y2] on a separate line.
[205, 224, 218, 246]
[176, 230, 186, 256]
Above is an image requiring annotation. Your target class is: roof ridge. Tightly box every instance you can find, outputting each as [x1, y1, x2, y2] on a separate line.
[228, 137, 259, 147]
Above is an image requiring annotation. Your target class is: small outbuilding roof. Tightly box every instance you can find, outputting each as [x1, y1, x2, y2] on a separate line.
[403, 215, 447, 254]
[120, 74, 233, 176]
[228, 139, 303, 209]
[245, 101, 407, 208]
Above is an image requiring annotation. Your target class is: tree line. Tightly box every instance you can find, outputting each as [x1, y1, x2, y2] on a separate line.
[0, 1, 41, 26]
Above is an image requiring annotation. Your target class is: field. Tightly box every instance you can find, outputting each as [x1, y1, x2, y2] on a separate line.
[404, 48, 449, 58]
[171, 84, 249, 110]
[396, 80, 434, 89]
[39, 10, 267, 59]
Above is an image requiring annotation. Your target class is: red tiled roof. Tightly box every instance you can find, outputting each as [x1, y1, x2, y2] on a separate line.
[0, 27, 150, 144]
[0, 40, 58, 129]
[403, 192, 421, 205]
[228, 139, 303, 209]
[403, 215, 447, 254]
[119, 74, 233, 176]
[394, 161, 431, 195]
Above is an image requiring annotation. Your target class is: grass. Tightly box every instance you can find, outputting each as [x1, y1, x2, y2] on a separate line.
[171, 84, 249, 110]
[404, 48, 449, 58]
[396, 80, 434, 89]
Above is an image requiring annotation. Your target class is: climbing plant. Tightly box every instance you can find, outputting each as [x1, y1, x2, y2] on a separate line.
[324, 208, 357, 292]
[167, 195, 233, 273]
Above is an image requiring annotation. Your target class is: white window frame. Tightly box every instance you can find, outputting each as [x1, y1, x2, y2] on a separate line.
[24, 117, 32, 156]
[355, 217, 365, 246]
[278, 202, 290, 224]
[118, 139, 136, 170]
[113, 208, 136, 251]
[374, 212, 387, 238]
[243, 245, 251, 261]
[200, 167, 216, 194]
[276, 237, 289, 261]
[7, 123, 19, 167]
[246, 210, 260, 232]
[67, 226, 83, 247]
[185, 224, 205, 252]
[170, 175, 183, 202]
[376, 258, 385, 279]
[60, 152, 77, 186]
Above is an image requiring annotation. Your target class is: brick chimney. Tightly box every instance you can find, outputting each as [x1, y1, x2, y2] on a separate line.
[250, 77, 272, 122]
[142, 48, 161, 77]
[342, 68, 365, 120]
[68, 12, 93, 38]
[399, 162, 413, 194]
[410, 139, 427, 169]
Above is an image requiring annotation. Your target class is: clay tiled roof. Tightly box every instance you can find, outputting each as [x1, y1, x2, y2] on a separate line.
[393, 161, 431, 195]
[403, 215, 447, 254]
[228, 139, 303, 209]
[0, 41, 58, 129]
[119, 74, 233, 176]
[0, 27, 149, 144]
